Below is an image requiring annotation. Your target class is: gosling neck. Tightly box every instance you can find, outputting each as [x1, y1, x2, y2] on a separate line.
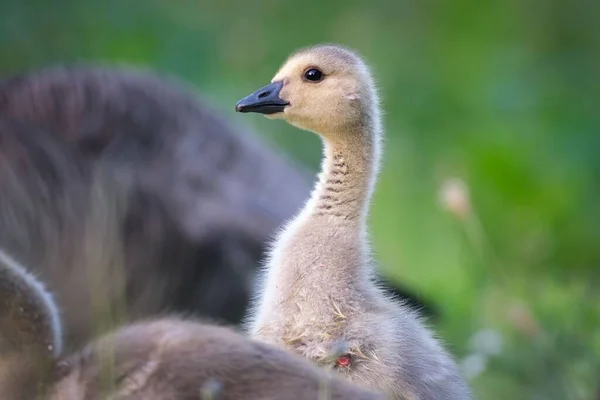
[310, 125, 380, 223]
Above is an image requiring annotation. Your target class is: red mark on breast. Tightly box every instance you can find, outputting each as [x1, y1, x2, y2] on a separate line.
[336, 354, 352, 367]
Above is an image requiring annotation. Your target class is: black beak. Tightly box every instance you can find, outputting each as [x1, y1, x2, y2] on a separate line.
[235, 81, 288, 115]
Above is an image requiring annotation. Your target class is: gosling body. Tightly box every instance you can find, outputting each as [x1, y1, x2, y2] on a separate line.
[0, 247, 383, 400]
[237, 44, 471, 399]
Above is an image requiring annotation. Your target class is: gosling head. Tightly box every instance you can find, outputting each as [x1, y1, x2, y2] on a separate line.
[236, 44, 378, 137]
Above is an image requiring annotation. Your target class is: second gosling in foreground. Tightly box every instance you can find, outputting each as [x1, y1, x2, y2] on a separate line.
[236, 44, 471, 399]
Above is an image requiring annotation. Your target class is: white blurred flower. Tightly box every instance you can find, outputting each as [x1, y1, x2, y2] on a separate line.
[439, 178, 471, 219]
[468, 328, 504, 356]
[461, 353, 488, 379]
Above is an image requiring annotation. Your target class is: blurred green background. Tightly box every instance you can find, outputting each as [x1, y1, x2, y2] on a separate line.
[1, 0, 598, 398]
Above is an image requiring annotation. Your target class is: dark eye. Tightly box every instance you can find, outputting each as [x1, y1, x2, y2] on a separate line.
[304, 68, 323, 82]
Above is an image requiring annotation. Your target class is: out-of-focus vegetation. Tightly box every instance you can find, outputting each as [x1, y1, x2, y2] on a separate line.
[1, 0, 598, 398]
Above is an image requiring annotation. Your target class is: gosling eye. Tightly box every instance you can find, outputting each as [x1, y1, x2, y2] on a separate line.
[334, 354, 352, 369]
[303, 68, 324, 83]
